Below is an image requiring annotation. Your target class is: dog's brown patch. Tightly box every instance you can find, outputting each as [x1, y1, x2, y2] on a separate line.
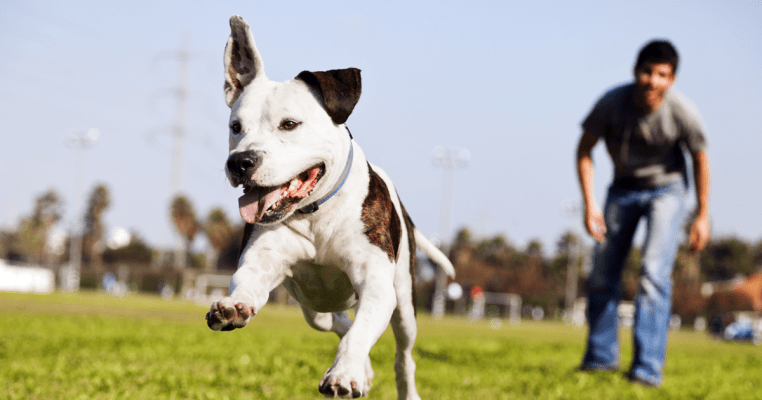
[362, 165, 401, 262]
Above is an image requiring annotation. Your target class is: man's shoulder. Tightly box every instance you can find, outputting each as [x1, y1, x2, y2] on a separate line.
[602, 82, 633, 97]
[664, 88, 702, 121]
[595, 83, 634, 109]
[583, 83, 633, 134]
[663, 89, 707, 147]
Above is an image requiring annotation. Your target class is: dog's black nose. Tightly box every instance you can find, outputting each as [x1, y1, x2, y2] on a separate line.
[227, 151, 259, 183]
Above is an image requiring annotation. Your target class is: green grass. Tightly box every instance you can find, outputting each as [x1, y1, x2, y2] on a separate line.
[1, 291, 760, 399]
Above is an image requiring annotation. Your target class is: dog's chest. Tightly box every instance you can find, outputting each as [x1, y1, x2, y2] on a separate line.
[283, 260, 358, 313]
[278, 166, 404, 313]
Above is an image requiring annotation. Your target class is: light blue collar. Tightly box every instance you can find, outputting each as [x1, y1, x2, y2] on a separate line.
[298, 141, 353, 214]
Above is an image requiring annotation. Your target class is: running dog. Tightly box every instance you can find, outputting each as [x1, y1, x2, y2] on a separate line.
[206, 15, 455, 400]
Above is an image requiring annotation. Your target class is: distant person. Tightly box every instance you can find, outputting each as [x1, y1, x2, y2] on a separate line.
[575, 40, 710, 387]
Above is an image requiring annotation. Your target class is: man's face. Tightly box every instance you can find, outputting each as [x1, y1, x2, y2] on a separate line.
[634, 62, 675, 111]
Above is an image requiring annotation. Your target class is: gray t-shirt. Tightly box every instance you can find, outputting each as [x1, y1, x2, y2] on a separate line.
[582, 83, 707, 188]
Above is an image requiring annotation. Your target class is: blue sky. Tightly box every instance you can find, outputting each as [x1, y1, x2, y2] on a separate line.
[1, 1, 761, 255]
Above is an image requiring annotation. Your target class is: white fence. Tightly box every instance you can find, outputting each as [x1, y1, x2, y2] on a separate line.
[469, 292, 522, 324]
[0, 259, 55, 293]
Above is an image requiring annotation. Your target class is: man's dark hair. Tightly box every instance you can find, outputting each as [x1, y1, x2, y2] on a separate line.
[635, 40, 679, 74]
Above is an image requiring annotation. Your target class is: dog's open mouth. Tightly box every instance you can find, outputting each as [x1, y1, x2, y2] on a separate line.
[238, 165, 324, 224]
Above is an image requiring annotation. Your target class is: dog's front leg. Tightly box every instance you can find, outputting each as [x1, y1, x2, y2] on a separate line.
[206, 230, 297, 331]
[206, 262, 286, 331]
[319, 264, 396, 398]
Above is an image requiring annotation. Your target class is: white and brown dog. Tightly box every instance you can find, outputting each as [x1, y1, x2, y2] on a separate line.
[205, 15, 455, 400]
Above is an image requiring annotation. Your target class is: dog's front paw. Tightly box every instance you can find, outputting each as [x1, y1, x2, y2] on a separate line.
[319, 364, 371, 399]
[205, 298, 256, 331]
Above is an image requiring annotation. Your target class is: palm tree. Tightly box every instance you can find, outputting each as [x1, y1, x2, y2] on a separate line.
[203, 208, 234, 272]
[83, 183, 110, 275]
[14, 189, 63, 264]
[557, 230, 581, 316]
[170, 195, 199, 269]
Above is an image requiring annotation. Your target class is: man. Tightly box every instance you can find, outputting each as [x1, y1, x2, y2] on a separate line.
[576, 40, 710, 387]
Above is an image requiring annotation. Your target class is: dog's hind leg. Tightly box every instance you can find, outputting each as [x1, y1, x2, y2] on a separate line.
[390, 291, 421, 400]
[300, 306, 352, 336]
[300, 307, 375, 393]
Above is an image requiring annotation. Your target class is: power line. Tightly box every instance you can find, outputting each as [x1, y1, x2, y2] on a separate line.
[6, 2, 156, 75]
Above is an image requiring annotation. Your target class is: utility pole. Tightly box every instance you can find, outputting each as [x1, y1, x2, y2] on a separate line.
[155, 34, 194, 269]
[431, 146, 470, 318]
[171, 39, 191, 270]
[63, 128, 99, 291]
[171, 36, 190, 197]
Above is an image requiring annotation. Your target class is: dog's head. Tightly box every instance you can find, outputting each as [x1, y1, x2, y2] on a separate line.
[223, 15, 361, 225]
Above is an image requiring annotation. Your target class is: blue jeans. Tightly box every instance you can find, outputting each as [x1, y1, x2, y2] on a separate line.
[582, 180, 688, 386]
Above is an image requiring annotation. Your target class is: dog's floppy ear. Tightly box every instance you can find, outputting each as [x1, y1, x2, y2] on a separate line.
[224, 15, 266, 107]
[296, 68, 362, 125]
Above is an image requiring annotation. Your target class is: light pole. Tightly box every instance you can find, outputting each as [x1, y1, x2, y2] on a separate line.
[63, 128, 99, 291]
[562, 200, 581, 321]
[431, 146, 470, 318]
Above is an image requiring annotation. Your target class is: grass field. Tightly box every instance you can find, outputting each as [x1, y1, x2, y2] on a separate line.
[1, 292, 760, 399]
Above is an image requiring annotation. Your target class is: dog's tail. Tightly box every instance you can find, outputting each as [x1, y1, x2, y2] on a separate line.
[414, 228, 455, 278]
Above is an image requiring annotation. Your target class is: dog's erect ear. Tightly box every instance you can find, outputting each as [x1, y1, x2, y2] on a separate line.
[224, 15, 266, 108]
[295, 68, 362, 125]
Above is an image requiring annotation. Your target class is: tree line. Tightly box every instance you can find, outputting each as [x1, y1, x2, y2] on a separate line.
[2, 185, 761, 320]
[446, 226, 762, 321]
[0, 185, 245, 280]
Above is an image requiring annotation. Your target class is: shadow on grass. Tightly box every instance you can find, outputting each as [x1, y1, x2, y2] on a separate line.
[416, 347, 451, 362]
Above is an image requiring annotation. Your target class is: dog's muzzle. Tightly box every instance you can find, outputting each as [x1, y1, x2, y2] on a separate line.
[227, 151, 261, 186]
[227, 150, 325, 224]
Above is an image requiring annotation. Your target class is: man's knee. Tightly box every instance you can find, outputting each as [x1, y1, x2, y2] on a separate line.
[588, 249, 622, 292]
[638, 273, 672, 301]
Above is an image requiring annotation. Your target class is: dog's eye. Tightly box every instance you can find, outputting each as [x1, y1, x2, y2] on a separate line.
[230, 121, 242, 134]
[280, 120, 299, 131]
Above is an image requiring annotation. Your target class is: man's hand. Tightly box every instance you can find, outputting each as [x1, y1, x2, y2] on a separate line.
[577, 131, 605, 242]
[689, 214, 710, 252]
[585, 204, 606, 243]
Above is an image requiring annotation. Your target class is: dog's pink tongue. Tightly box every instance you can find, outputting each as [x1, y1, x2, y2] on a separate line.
[238, 186, 285, 224]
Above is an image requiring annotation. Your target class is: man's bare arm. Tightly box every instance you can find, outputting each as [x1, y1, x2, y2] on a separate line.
[576, 131, 605, 242]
